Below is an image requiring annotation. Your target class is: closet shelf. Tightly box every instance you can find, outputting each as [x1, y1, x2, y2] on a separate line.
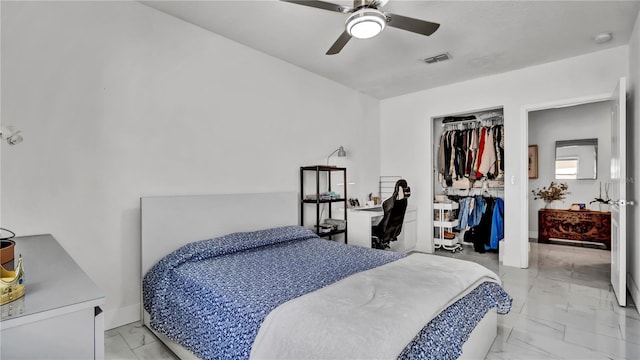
[434, 220, 459, 228]
[433, 202, 458, 210]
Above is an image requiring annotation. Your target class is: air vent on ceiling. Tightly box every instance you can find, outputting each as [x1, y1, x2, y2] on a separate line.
[424, 53, 451, 64]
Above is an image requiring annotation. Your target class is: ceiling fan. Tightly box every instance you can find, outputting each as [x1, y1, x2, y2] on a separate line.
[282, 0, 440, 55]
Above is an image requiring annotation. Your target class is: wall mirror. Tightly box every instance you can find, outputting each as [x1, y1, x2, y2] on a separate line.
[555, 138, 597, 180]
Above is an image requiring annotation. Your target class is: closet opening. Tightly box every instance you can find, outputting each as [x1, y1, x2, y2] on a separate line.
[431, 107, 504, 268]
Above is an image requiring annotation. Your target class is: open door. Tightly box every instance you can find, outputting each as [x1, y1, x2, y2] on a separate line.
[610, 77, 627, 307]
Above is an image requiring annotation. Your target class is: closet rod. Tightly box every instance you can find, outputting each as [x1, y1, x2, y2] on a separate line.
[443, 187, 504, 197]
[442, 116, 504, 126]
[441, 118, 481, 126]
[442, 119, 503, 131]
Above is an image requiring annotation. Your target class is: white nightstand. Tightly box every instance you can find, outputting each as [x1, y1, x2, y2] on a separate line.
[0, 234, 105, 359]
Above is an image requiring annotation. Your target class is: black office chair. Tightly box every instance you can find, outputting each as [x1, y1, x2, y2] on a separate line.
[372, 179, 411, 250]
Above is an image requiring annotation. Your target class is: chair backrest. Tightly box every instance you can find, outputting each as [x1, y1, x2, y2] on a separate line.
[373, 179, 411, 243]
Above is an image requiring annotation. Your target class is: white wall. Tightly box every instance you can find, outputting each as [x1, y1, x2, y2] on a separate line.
[380, 46, 628, 268]
[627, 8, 640, 311]
[0, 1, 382, 329]
[528, 102, 611, 238]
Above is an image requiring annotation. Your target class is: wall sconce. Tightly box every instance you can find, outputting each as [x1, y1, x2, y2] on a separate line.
[326, 145, 347, 165]
[0, 126, 23, 146]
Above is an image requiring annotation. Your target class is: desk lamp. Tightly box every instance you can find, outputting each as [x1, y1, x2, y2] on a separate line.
[326, 146, 347, 165]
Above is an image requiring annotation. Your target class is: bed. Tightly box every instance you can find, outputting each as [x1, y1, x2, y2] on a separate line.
[141, 192, 511, 359]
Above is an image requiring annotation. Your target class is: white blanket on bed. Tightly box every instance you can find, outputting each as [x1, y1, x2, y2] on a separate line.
[250, 253, 500, 359]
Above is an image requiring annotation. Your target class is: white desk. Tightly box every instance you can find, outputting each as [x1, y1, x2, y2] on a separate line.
[347, 205, 417, 252]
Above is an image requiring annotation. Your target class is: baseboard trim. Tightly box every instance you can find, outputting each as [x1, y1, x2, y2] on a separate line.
[528, 231, 538, 239]
[628, 273, 640, 315]
[105, 302, 141, 330]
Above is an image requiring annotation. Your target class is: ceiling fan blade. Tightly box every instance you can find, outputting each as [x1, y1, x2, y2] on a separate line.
[281, 0, 350, 14]
[368, 0, 389, 8]
[386, 13, 440, 36]
[326, 31, 352, 55]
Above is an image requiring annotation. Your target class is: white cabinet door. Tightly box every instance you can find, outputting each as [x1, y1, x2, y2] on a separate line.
[391, 208, 417, 253]
[1, 308, 96, 359]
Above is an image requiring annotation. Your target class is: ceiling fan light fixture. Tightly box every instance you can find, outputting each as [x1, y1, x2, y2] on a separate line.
[346, 8, 387, 39]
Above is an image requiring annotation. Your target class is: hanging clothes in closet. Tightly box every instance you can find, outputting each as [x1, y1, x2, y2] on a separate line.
[456, 195, 485, 231]
[456, 196, 504, 253]
[437, 115, 504, 189]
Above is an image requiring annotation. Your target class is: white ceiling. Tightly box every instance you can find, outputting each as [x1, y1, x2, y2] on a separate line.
[142, 0, 640, 99]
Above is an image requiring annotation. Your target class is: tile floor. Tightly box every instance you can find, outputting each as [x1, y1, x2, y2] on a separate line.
[107, 241, 640, 359]
[435, 241, 639, 359]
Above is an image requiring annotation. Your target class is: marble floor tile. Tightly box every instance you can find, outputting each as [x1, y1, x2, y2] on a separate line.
[500, 283, 531, 303]
[568, 315, 624, 339]
[564, 325, 640, 359]
[620, 316, 640, 344]
[569, 282, 607, 298]
[572, 270, 609, 284]
[486, 339, 559, 360]
[508, 328, 610, 359]
[500, 268, 537, 283]
[571, 277, 611, 291]
[116, 322, 157, 350]
[537, 267, 574, 281]
[509, 298, 526, 314]
[566, 292, 617, 312]
[459, 240, 637, 358]
[495, 322, 513, 341]
[133, 341, 176, 360]
[615, 303, 640, 322]
[560, 308, 627, 338]
[105, 328, 121, 339]
[519, 303, 571, 326]
[497, 309, 521, 329]
[511, 314, 566, 339]
[531, 276, 572, 294]
[105, 333, 138, 360]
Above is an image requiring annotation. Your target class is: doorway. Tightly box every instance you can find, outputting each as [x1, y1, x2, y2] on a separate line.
[430, 108, 504, 264]
[526, 99, 612, 286]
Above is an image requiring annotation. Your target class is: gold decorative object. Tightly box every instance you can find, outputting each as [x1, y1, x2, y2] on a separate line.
[1, 255, 24, 305]
[0, 239, 15, 270]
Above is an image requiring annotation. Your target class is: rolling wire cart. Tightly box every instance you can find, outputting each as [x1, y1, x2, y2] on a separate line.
[433, 202, 463, 253]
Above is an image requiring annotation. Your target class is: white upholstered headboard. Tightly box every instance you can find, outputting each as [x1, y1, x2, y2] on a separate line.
[140, 192, 298, 277]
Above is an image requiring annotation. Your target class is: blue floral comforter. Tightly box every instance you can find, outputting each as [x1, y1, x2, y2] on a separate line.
[143, 225, 511, 359]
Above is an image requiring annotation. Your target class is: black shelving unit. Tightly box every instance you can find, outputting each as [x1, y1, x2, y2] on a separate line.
[300, 165, 348, 243]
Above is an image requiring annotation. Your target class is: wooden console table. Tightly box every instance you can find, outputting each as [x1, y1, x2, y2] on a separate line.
[538, 209, 611, 249]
